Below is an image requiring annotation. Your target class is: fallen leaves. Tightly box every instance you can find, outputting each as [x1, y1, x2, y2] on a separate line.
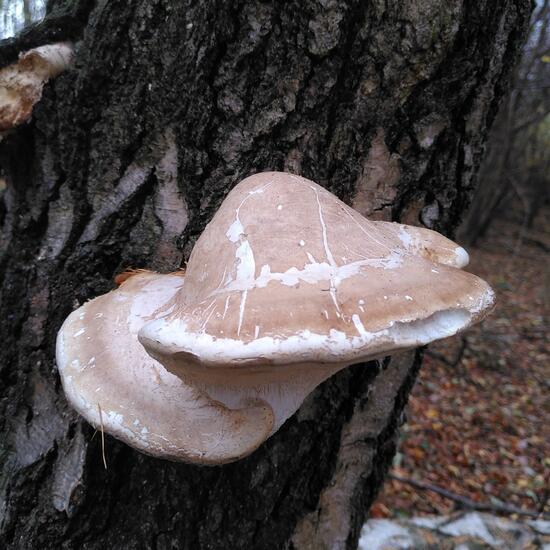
[373, 206, 550, 519]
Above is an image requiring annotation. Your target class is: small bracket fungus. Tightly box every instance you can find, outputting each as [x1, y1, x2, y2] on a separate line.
[56, 172, 495, 464]
[0, 42, 74, 132]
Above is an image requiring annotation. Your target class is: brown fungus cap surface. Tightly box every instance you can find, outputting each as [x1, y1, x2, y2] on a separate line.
[139, 172, 494, 373]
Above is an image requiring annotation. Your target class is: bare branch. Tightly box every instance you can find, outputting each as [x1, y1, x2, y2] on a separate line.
[389, 474, 550, 519]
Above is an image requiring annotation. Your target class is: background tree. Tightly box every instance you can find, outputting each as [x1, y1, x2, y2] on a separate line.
[0, 0, 45, 39]
[461, 0, 550, 245]
[0, 1, 531, 549]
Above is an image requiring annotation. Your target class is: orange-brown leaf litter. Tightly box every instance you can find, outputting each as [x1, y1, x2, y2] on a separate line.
[372, 205, 549, 518]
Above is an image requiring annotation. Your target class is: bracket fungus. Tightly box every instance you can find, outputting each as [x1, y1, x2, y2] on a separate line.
[0, 42, 74, 132]
[56, 171, 495, 464]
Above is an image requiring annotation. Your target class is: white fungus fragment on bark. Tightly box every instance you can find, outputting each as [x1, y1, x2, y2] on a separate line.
[0, 42, 74, 131]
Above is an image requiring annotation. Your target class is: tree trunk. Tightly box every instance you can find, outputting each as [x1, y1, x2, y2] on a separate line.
[0, 1, 530, 548]
[459, 112, 512, 246]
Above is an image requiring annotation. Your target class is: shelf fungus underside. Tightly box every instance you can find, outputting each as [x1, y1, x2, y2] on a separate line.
[57, 172, 495, 464]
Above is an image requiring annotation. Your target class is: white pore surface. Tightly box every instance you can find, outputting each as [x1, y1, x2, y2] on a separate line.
[140, 307, 485, 431]
[197, 366, 339, 433]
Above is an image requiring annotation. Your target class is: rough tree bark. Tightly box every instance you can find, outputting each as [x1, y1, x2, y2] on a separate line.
[0, 1, 530, 549]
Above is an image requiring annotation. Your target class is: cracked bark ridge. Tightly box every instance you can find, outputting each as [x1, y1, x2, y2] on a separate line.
[0, 1, 530, 548]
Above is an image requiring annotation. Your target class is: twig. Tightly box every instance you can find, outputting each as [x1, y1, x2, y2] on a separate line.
[424, 349, 455, 367]
[425, 337, 472, 382]
[522, 236, 550, 253]
[425, 338, 467, 369]
[537, 489, 549, 515]
[97, 403, 107, 470]
[389, 473, 549, 519]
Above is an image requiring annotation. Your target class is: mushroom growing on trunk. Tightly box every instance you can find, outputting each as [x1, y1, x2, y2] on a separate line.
[56, 171, 495, 464]
[0, 42, 74, 132]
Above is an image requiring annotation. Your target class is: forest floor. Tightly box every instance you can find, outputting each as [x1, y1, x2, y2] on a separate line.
[372, 203, 550, 520]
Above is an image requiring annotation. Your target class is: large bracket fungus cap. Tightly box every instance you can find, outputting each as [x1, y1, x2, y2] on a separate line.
[139, 173, 494, 435]
[57, 171, 494, 465]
